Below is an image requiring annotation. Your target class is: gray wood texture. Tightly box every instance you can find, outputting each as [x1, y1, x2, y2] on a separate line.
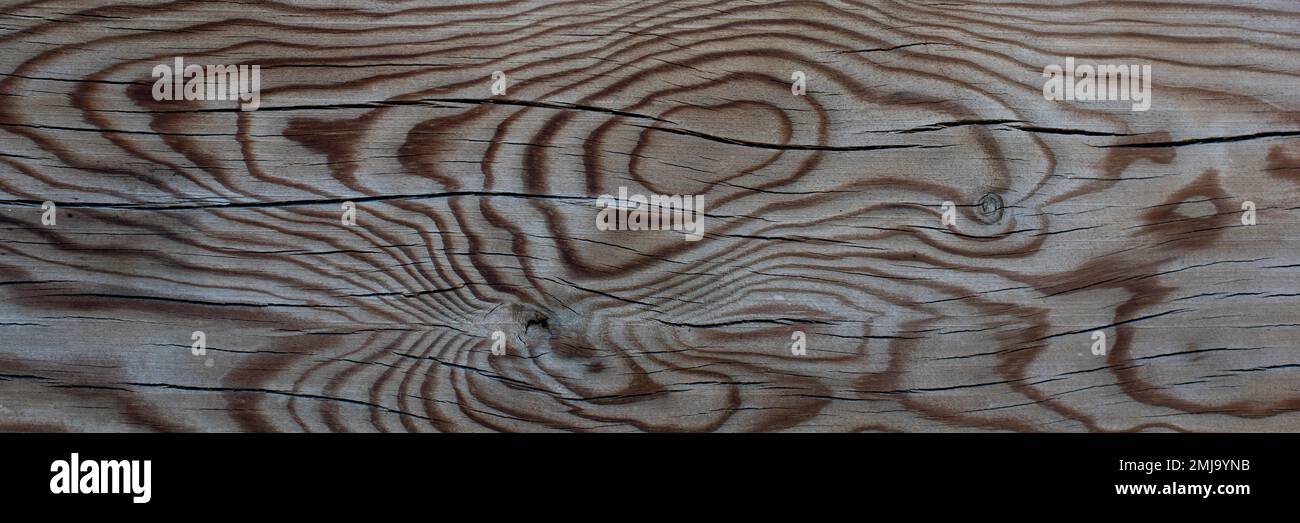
[1, 0, 1298, 432]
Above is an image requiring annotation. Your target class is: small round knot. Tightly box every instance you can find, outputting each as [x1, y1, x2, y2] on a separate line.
[976, 193, 1004, 224]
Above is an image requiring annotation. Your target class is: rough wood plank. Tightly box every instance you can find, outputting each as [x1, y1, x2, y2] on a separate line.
[0, 0, 1298, 432]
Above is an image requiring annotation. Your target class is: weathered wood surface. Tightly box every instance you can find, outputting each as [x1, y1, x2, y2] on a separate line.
[1, 0, 1298, 432]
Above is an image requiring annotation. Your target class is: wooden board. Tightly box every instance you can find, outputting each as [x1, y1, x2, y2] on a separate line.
[1, 0, 1298, 432]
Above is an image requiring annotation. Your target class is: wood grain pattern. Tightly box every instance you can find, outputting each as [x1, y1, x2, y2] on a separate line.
[1, 0, 1298, 432]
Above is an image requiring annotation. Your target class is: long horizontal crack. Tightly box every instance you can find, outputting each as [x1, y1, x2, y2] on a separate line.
[635, 124, 938, 151]
[0, 191, 587, 211]
[81, 96, 676, 125]
[1096, 130, 1300, 148]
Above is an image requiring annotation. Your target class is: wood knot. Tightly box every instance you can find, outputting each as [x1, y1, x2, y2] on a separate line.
[524, 314, 551, 336]
[975, 193, 1004, 224]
